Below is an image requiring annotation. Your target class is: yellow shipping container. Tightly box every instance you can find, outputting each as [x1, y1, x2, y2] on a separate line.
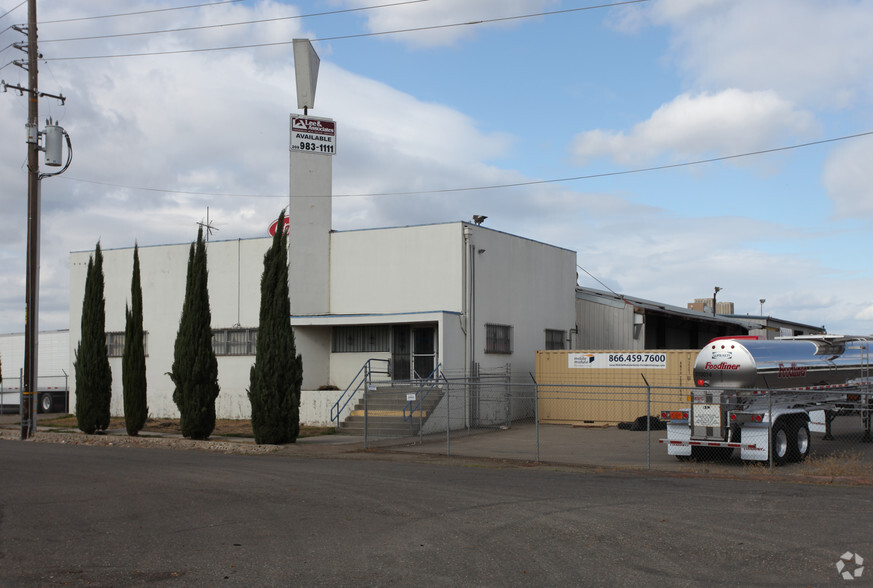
[535, 350, 697, 425]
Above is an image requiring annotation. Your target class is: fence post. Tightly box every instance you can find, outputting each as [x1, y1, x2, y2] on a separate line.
[504, 363, 511, 428]
[446, 381, 451, 457]
[768, 388, 773, 470]
[641, 374, 651, 470]
[18, 368, 25, 430]
[533, 376, 540, 463]
[364, 384, 369, 450]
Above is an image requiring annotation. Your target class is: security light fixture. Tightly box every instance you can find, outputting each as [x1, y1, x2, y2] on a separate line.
[713, 286, 723, 316]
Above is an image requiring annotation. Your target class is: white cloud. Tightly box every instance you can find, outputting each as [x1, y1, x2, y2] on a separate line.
[571, 89, 819, 165]
[339, 0, 560, 48]
[320, 66, 513, 168]
[571, 213, 873, 334]
[0, 1, 524, 334]
[3, 0, 873, 342]
[643, 0, 873, 108]
[823, 138, 873, 218]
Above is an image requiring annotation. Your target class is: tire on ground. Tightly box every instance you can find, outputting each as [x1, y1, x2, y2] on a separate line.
[771, 420, 790, 466]
[787, 418, 811, 462]
[39, 393, 53, 413]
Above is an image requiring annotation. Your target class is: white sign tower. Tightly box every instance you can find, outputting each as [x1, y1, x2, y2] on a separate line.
[289, 39, 335, 316]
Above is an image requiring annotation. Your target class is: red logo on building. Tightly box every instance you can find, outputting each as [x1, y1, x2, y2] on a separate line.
[268, 216, 290, 236]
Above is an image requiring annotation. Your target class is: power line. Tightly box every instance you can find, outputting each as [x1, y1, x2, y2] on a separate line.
[39, 0, 245, 25]
[41, 1, 430, 44]
[364, 130, 873, 198]
[0, 59, 17, 71]
[59, 130, 873, 199]
[44, 0, 648, 61]
[316, 0, 648, 42]
[60, 177, 279, 198]
[0, 1, 26, 21]
[577, 264, 623, 299]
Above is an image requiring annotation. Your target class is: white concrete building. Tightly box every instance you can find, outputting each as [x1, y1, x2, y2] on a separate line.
[66, 98, 580, 427]
[69, 238, 270, 421]
[68, 223, 578, 425]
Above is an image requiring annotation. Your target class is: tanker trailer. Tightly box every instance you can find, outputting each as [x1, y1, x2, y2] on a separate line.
[660, 336, 873, 464]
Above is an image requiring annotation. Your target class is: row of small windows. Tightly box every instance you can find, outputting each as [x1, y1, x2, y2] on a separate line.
[212, 328, 258, 356]
[106, 332, 149, 357]
[106, 325, 564, 358]
[331, 325, 391, 353]
[486, 325, 564, 353]
[545, 329, 566, 350]
[485, 324, 512, 354]
[105, 329, 258, 357]
[331, 324, 518, 355]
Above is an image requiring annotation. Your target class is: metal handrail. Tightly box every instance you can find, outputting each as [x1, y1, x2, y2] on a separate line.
[330, 358, 390, 425]
[402, 363, 443, 424]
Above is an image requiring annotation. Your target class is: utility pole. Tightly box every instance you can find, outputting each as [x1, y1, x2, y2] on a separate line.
[22, 0, 40, 439]
[3, 0, 70, 438]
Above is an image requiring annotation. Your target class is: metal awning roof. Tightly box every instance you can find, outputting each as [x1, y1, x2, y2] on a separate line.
[575, 286, 751, 328]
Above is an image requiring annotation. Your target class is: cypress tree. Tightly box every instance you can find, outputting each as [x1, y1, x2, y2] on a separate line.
[169, 227, 220, 440]
[248, 210, 303, 444]
[123, 244, 148, 436]
[74, 242, 112, 434]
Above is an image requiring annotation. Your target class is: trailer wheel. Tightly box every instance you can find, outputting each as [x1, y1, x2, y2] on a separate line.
[39, 393, 53, 413]
[772, 421, 790, 466]
[788, 421, 810, 462]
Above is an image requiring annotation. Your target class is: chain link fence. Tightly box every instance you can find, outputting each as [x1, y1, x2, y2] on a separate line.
[350, 375, 873, 477]
[0, 372, 69, 415]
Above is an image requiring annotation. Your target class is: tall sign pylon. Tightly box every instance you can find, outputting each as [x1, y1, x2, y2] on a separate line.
[288, 39, 335, 317]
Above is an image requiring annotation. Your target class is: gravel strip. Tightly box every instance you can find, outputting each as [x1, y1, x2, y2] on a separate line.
[0, 428, 280, 455]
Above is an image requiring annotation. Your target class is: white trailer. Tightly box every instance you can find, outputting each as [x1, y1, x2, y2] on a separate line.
[0, 330, 70, 413]
[660, 336, 873, 465]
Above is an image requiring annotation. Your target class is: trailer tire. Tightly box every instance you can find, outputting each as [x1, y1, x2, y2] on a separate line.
[39, 393, 53, 413]
[788, 421, 810, 462]
[772, 421, 790, 466]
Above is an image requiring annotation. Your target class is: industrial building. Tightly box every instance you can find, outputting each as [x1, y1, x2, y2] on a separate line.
[67, 222, 577, 425]
[4, 267, 827, 426]
[575, 287, 749, 350]
[2, 40, 833, 432]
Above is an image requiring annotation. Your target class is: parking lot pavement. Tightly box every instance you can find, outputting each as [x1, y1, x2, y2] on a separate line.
[1, 439, 872, 586]
[5, 412, 873, 480]
[379, 421, 873, 477]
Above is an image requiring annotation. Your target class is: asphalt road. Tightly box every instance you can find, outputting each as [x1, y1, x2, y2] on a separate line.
[1, 441, 871, 587]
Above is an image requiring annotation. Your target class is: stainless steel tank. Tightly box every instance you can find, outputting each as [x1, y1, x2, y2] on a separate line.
[693, 337, 871, 389]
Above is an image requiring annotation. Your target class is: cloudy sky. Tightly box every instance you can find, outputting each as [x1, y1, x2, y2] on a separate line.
[1, 0, 872, 336]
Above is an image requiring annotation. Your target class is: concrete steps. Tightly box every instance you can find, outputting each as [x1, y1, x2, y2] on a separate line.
[337, 384, 443, 436]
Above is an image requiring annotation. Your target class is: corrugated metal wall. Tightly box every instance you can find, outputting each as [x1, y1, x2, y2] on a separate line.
[576, 296, 640, 350]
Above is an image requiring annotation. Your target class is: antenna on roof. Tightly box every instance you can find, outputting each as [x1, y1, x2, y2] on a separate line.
[197, 207, 219, 242]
